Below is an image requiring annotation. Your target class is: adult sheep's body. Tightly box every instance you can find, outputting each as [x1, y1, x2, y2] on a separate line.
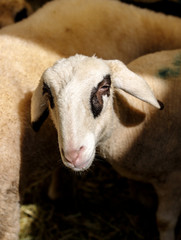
[1, 0, 181, 239]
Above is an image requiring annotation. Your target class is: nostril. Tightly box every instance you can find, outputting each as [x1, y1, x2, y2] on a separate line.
[79, 146, 85, 154]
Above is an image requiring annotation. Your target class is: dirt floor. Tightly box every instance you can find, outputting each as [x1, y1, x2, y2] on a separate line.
[19, 158, 162, 240]
[19, 154, 181, 239]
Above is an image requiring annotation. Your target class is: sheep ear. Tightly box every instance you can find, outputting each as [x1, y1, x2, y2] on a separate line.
[31, 77, 49, 132]
[106, 60, 163, 109]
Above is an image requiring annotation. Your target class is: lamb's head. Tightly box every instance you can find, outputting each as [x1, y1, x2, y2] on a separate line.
[31, 54, 162, 171]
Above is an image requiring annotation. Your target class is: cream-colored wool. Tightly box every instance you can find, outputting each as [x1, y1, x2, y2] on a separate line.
[1, 0, 181, 239]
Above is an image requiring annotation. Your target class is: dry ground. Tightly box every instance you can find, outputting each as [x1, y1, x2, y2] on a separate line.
[19, 158, 162, 240]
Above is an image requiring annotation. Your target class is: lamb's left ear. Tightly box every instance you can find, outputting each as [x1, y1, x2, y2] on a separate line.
[106, 60, 163, 110]
[31, 76, 49, 132]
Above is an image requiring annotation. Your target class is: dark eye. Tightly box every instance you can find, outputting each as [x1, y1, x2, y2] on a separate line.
[43, 82, 55, 109]
[14, 8, 28, 22]
[98, 75, 111, 95]
[100, 84, 110, 90]
[90, 74, 111, 118]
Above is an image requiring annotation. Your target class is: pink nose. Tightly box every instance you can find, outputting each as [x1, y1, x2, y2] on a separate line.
[64, 146, 85, 167]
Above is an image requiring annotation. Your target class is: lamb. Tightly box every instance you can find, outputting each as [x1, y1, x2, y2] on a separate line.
[31, 51, 181, 240]
[2, 0, 181, 239]
[0, 0, 32, 28]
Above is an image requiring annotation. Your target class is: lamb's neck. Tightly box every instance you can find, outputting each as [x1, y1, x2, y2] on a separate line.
[98, 93, 146, 164]
[98, 110, 134, 163]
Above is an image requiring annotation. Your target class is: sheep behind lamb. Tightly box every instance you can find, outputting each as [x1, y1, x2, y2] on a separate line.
[2, 0, 181, 239]
[32, 50, 181, 240]
[2, 0, 181, 64]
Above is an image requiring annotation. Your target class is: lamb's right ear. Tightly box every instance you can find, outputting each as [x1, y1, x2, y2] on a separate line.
[31, 77, 49, 132]
[106, 59, 163, 110]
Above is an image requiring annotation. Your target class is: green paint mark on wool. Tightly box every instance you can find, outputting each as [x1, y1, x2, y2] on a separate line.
[157, 53, 181, 79]
[173, 53, 181, 67]
[158, 67, 180, 79]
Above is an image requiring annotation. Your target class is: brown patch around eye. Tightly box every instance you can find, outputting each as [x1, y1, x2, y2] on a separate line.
[90, 75, 111, 118]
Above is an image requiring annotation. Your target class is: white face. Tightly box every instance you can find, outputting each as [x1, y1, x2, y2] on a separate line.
[42, 55, 114, 171]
